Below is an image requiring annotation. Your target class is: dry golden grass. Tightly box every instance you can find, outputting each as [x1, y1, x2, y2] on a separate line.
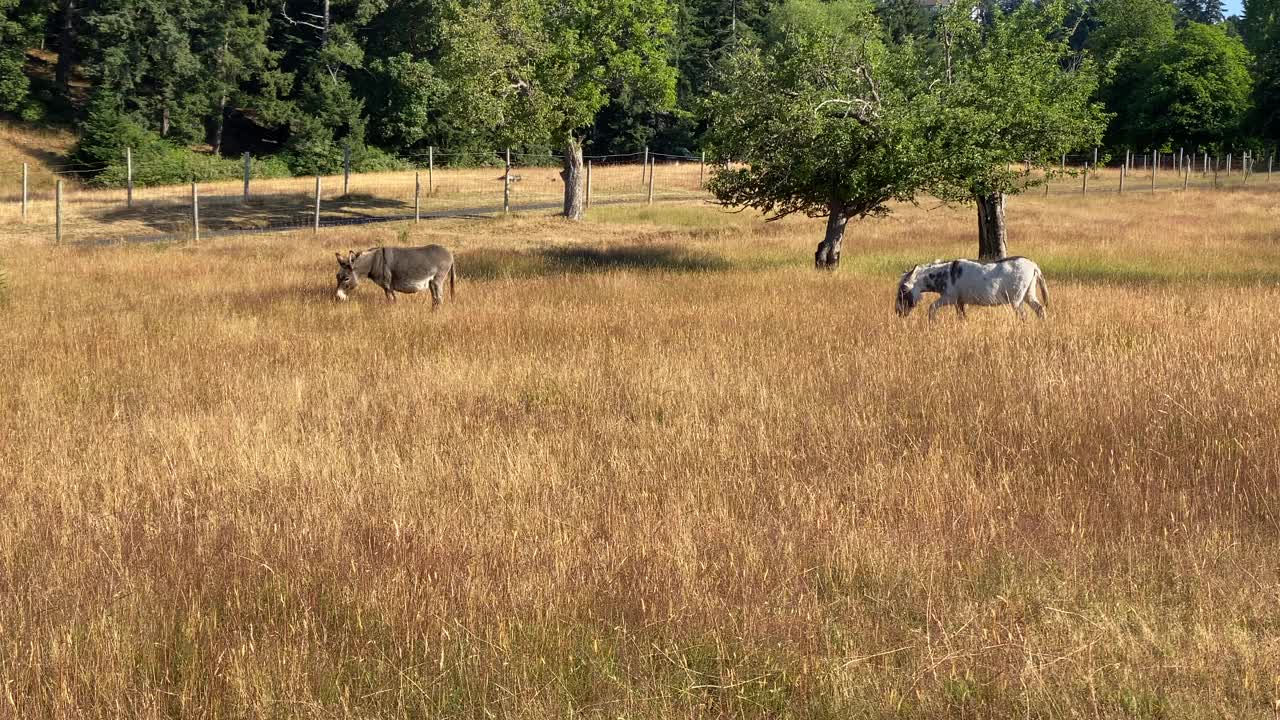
[1, 188, 1279, 719]
[0, 123, 78, 196]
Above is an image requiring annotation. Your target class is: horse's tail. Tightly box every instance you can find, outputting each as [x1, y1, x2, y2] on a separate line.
[449, 261, 456, 299]
[1035, 267, 1049, 309]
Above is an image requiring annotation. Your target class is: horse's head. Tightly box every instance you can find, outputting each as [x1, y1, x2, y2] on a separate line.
[895, 265, 923, 316]
[334, 250, 361, 301]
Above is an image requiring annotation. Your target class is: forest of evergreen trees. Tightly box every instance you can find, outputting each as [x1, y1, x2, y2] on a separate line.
[0, 0, 1275, 184]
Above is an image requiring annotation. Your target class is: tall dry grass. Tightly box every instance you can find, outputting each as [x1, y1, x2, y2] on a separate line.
[1, 189, 1279, 718]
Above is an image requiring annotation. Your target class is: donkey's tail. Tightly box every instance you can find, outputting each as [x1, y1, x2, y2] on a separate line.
[449, 262, 456, 299]
[1035, 268, 1049, 309]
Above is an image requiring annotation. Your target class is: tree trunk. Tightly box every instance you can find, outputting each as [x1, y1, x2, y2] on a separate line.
[561, 136, 585, 221]
[814, 201, 848, 270]
[976, 191, 1007, 260]
[161, 106, 171, 137]
[55, 0, 78, 97]
[213, 94, 228, 156]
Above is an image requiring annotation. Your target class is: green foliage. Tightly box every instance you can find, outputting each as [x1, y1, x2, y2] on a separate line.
[705, 0, 929, 220]
[436, 0, 678, 151]
[876, 0, 933, 44]
[88, 146, 292, 187]
[922, 0, 1107, 202]
[73, 93, 294, 186]
[1143, 23, 1253, 148]
[1088, 0, 1177, 65]
[71, 91, 160, 168]
[1242, 0, 1280, 140]
[1178, 0, 1227, 24]
[0, 0, 35, 112]
[365, 53, 447, 149]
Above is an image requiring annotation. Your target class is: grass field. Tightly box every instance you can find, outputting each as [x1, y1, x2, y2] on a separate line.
[1, 188, 1279, 718]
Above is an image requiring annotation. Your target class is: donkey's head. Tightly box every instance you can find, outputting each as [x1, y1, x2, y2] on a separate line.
[895, 265, 924, 316]
[334, 250, 361, 301]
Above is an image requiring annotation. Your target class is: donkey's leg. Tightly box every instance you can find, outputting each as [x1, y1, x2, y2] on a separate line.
[383, 287, 397, 303]
[955, 300, 967, 319]
[428, 277, 443, 311]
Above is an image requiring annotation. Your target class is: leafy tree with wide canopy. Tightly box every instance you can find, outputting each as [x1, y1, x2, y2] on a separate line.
[436, 0, 678, 220]
[704, 0, 930, 268]
[922, 0, 1106, 258]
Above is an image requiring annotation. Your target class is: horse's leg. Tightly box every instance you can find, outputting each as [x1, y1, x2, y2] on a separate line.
[1025, 295, 1045, 319]
[928, 298, 948, 322]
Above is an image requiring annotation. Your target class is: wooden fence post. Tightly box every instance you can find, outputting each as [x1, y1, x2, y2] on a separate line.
[313, 176, 321, 233]
[428, 146, 434, 195]
[126, 147, 133, 208]
[1226, 153, 1232, 176]
[1119, 163, 1126, 193]
[414, 171, 421, 223]
[1183, 159, 1190, 191]
[1151, 157, 1156, 193]
[700, 151, 705, 188]
[1060, 153, 1065, 171]
[503, 148, 511, 214]
[21, 162, 27, 220]
[242, 152, 251, 202]
[585, 160, 592, 210]
[191, 182, 200, 242]
[1269, 152, 1274, 181]
[343, 143, 351, 196]
[648, 158, 655, 204]
[1203, 151, 1208, 175]
[55, 179, 62, 243]
[1093, 147, 1098, 166]
[1082, 163, 1088, 193]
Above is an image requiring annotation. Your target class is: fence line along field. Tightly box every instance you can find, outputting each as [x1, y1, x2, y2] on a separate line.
[0, 157, 710, 243]
[1, 188, 1279, 718]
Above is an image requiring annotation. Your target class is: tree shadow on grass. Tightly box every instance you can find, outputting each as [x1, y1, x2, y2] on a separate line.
[457, 242, 732, 281]
[92, 192, 417, 238]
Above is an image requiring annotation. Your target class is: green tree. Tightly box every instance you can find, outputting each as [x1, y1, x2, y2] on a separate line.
[273, 0, 380, 173]
[923, 0, 1105, 258]
[1242, 0, 1279, 142]
[876, 0, 931, 44]
[1178, 0, 1226, 24]
[0, 0, 33, 112]
[1088, 0, 1177, 149]
[438, 0, 678, 220]
[83, 0, 205, 141]
[705, 0, 929, 268]
[1132, 22, 1254, 150]
[195, 1, 277, 155]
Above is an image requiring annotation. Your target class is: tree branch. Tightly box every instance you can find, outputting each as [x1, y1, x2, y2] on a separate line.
[280, 4, 326, 32]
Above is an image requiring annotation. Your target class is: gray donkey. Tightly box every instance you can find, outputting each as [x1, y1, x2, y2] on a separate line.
[334, 244, 456, 308]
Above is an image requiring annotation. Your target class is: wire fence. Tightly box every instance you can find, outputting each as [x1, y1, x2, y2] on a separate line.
[0, 149, 712, 244]
[0, 146, 1276, 244]
[1041, 149, 1277, 195]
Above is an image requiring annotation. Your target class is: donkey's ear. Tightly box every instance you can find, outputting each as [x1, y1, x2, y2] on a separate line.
[335, 252, 347, 266]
